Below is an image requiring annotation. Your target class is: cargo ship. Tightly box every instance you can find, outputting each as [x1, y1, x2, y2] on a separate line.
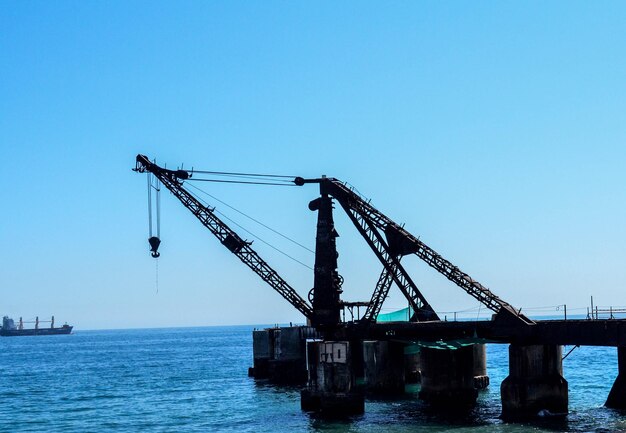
[1, 316, 73, 337]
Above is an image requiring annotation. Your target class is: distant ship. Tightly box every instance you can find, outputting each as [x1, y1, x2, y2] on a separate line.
[1, 316, 73, 337]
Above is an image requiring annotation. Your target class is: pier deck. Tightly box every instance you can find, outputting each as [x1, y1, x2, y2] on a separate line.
[342, 318, 626, 347]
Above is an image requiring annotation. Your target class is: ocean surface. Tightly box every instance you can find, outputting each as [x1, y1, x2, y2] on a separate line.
[1, 325, 625, 432]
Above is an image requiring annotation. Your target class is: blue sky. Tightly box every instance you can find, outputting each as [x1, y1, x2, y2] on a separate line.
[1, 2, 625, 329]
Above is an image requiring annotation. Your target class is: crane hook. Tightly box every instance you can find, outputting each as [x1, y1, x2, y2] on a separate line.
[149, 236, 161, 258]
[146, 170, 162, 259]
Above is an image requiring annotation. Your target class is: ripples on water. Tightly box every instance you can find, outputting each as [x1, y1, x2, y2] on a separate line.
[0, 326, 625, 432]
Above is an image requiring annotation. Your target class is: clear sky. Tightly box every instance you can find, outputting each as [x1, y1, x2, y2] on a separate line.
[1, 2, 625, 329]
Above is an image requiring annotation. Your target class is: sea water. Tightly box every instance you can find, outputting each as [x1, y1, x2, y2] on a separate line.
[1, 326, 625, 432]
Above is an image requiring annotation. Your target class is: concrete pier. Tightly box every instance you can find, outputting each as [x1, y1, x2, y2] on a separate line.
[404, 344, 421, 384]
[249, 326, 317, 384]
[250, 329, 272, 379]
[606, 346, 626, 409]
[418, 344, 484, 406]
[361, 340, 405, 394]
[501, 344, 568, 420]
[301, 341, 364, 415]
[472, 344, 489, 390]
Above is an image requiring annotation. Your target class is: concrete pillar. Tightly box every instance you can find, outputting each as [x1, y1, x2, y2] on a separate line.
[473, 344, 490, 390]
[418, 345, 478, 406]
[267, 327, 308, 384]
[362, 341, 405, 394]
[501, 344, 568, 420]
[404, 343, 421, 384]
[249, 326, 313, 384]
[249, 329, 272, 379]
[301, 341, 364, 415]
[606, 346, 626, 409]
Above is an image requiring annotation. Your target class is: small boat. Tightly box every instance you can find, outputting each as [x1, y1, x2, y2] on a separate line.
[1, 315, 73, 337]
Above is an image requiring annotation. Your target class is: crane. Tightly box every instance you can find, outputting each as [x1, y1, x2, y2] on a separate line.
[134, 154, 313, 319]
[134, 154, 530, 328]
[295, 177, 533, 326]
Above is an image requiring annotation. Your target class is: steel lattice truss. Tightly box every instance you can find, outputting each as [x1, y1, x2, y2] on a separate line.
[135, 154, 530, 327]
[366, 265, 398, 322]
[300, 177, 532, 325]
[336, 199, 438, 322]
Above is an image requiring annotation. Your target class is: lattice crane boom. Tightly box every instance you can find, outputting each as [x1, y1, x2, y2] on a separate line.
[335, 198, 439, 322]
[295, 176, 533, 325]
[134, 155, 313, 319]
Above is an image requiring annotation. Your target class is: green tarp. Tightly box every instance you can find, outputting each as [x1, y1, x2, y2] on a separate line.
[376, 306, 413, 322]
[377, 307, 492, 350]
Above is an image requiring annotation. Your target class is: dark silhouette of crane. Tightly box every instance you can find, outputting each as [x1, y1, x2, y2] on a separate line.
[134, 154, 313, 319]
[134, 154, 532, 330]
[295, 177, 533, 326]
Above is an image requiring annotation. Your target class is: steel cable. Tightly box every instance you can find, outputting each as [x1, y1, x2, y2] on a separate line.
[185, 188, 314, 271]
[186, 183, 314, 254]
